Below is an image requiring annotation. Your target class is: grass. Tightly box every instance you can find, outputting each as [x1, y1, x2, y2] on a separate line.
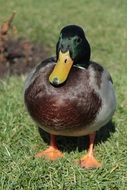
[0, 0, 127, 189]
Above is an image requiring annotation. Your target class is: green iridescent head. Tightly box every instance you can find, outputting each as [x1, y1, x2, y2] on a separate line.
[49, 25, 91, 86]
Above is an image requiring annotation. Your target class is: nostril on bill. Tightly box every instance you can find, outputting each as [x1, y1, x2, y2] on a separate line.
[64, 59, 67, 63]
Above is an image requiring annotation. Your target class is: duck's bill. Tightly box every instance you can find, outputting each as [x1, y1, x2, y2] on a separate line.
[49, 50, 73, 86]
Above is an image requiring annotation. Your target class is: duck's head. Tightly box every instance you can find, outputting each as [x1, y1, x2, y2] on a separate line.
[49, 25, 91, 86]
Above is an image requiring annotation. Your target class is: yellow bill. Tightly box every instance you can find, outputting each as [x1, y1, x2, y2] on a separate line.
[49, 50, 73, 85]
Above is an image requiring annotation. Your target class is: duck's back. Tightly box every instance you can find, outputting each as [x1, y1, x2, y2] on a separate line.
[24, 58, 116, 136]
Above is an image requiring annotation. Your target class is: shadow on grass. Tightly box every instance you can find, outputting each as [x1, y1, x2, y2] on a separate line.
[38, 120, 116, 153]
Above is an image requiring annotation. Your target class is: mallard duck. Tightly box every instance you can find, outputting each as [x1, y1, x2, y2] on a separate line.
[24, 25, 116, 168]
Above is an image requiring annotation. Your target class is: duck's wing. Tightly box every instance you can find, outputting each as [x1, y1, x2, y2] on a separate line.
[89, 61, 113, 87]
[24, 57, 56, 91]
[104, 68, 113, 84]
[88, 61, 116, 130]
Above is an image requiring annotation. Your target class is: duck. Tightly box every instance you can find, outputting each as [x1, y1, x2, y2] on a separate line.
[24, 25, 116, 169]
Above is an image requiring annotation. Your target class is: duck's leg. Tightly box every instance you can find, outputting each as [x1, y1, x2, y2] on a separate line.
[35, 134, 63, 160]
[79, 132, 101, 169]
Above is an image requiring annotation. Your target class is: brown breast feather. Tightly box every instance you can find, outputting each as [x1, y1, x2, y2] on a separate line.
[24, 63, 102, 134]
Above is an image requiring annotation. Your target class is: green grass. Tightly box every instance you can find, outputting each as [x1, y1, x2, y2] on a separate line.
[0, 0, 127, 189]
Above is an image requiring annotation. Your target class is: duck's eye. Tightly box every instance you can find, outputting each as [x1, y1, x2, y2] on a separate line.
[74, 37, 82, 45]
[76, 37, 82, 44]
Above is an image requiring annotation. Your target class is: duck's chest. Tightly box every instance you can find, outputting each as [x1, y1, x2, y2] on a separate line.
[25, 65, 102, 134]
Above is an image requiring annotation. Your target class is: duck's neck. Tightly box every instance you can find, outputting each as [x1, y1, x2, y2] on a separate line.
[74, 60, 90, 69]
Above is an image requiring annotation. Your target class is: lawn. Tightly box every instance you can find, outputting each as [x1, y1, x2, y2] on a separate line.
[0, 0, 127, 189]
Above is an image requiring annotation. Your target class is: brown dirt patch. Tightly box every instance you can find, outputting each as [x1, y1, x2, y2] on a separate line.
[0, 38, 49, 78]
[0, 12, 49, 78]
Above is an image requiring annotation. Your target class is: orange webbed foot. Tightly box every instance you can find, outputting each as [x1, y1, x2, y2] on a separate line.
[35, 146, 64, 160]
[79, 155, 102, 169]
